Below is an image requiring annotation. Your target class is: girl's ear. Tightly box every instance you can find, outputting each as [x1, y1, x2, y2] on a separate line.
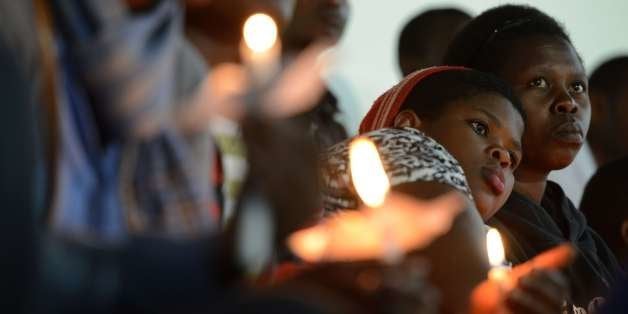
[393, 110, 422, 129]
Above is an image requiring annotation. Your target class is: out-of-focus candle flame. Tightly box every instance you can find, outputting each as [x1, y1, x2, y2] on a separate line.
[243, 13, 278, 53]
[288, 225, 329, 263]
[487, 228, 506, 267]
[287, 192, 464, 263]
[349, 138, 390, 208]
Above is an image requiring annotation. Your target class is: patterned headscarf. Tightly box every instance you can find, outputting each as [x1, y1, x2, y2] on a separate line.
[359, 66, 469, 134]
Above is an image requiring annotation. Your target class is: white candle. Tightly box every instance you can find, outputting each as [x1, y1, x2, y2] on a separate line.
[349, 138, 390, 208]
[348, 137, 401, 264]
[240, 13, 281, 87]
[486, 228, 511, 284]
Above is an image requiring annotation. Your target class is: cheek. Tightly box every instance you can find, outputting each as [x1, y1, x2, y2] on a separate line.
[520, 98, 551, 139]
[578, 97, 592, 133]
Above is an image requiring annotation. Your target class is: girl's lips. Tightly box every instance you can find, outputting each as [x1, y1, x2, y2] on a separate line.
[552, 121, 584, 145]
[481, 167, 505, 195]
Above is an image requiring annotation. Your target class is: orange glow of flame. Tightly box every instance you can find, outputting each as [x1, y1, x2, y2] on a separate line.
[287, 225, 329, 263]
[287, 192, 464, 263]
[349, 138, 390, 208]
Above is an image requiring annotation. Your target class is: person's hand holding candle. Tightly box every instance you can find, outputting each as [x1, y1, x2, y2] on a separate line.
[471, 243, 574, 314]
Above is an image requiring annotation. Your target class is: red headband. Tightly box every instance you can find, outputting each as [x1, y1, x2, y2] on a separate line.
[359, 66, 469, 134]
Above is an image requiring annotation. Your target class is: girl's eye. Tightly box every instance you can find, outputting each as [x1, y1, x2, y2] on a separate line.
[529, 77, 549, 88]
[468, 120, 488, 137]
[570, 81, 586, 94]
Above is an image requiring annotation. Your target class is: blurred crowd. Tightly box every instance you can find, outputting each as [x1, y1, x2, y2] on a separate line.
[1, 1, 627, 314]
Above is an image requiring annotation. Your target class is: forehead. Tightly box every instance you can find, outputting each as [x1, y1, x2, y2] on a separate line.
[498, 35, 585, 81]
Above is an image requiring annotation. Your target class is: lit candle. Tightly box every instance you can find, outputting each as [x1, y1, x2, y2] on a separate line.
[240, 13, 281, 87]
[288, 138, 463, 264]
[486, 228, 511, 284]
[349, 138, 390, 208]
[349, 137, 402, 264]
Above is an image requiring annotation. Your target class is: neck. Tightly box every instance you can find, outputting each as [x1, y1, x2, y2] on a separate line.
[513, 166, 549, 204]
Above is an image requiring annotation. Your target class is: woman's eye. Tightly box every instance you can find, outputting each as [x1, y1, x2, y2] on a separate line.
[570, 81, 586, 94]
[529, 77, 549, 88]
[469, 120, 488, 136]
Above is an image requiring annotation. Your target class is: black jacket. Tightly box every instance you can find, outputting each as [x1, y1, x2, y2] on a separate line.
[488, 181, 623, 309]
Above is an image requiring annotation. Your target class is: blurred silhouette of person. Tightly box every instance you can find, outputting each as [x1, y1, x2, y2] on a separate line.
[397, 8, 471, 76]
[282, 0, 351, 150]
[580, 156, 628, 268]
[185, 0, 298, 224]
[587, 56, 628, 166]
[0, 31, 37, 314]
[0, 1, 222, 312]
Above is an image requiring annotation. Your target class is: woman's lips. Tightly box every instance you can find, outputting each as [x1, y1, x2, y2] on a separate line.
[552, 121, 584, 145]
[481, 167, 505, 195]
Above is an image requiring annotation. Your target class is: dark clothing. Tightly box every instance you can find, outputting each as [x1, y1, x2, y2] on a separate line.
[489, 181, 623, 309]
[298, 89, 348, 150]
[0, 34, 37, 314]
[602, 273, 628, 314]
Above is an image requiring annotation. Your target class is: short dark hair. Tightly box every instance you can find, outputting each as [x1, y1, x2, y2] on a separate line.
[580, 156, 628, 259]
[400, 69, 526, 122]
[443, 5, 573, 73]
[589, 56, 628, 101]
[398, 8, 471, 76]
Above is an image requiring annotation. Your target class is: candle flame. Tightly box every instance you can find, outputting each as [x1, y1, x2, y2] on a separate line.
[243, 13, 278, 53]
[287, 225, 329, 263]
[349, 138, 390, 208]
[286, 192, 464, 263]
[486, 228, 506, 266]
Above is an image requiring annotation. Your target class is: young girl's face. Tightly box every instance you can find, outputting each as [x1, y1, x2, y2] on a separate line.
[420, 93, 524, 220]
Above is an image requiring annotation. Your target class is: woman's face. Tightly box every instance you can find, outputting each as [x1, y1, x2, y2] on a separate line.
[419, 93, 524, 220]
[497, 36, 591, 174]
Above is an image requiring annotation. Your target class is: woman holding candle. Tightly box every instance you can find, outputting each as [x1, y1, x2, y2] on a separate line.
[321, 67, 569, 314]
[444, 5, 623, 311]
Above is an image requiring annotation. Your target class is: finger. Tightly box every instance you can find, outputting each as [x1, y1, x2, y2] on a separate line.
[470, 280, 503, 314]
[517, 270, 568, 310]
[523, 269, 568, 293]
[506, 287, 560, 314]
[510, 244, 575, 280]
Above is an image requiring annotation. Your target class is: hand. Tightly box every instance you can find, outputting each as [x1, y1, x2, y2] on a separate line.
[471, 244, 575, 314]
[505, 269, 568, 314]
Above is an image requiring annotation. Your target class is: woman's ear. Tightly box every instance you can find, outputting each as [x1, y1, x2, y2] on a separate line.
[393, 110, 422, 129]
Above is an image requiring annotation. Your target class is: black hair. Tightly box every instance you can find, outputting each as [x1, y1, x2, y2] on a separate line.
[443, 5, 574, 73]
[580, 156, 628, 261]
[400, 69, 526, 122]
[589, 56, 628, 101]
[398, 8, 471, 76]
